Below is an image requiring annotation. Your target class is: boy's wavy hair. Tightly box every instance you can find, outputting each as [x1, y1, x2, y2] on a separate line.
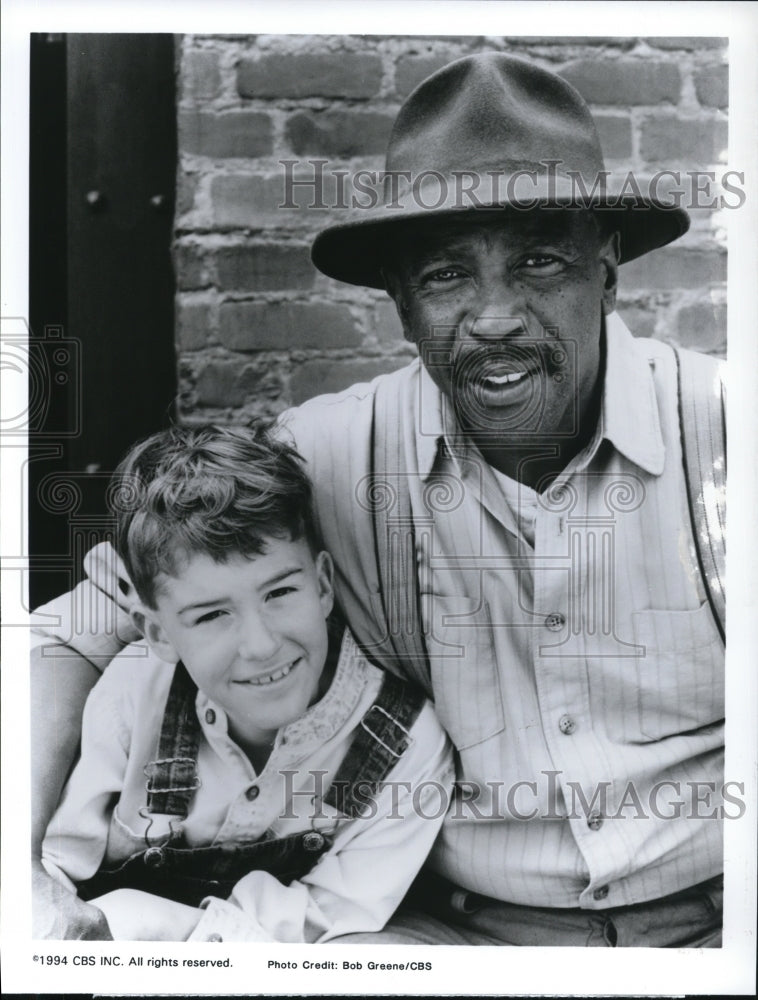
[109, 423, 319, 609]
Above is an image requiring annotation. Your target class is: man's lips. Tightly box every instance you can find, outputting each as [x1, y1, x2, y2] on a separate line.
[454, 344, 546, 386]
[480, 369, 532, 386]
[233, 658, 300, 687]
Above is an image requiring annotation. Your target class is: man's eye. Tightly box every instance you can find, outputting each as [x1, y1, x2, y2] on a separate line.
[521, 254, 560, 269]
[424, 267, 464, 283]
[195, 609, 227, 625]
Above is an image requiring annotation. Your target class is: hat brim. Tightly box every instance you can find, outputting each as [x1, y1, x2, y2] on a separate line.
[312, 195, 691, 289]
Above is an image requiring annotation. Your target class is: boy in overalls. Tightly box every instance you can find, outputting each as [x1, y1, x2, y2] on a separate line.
[40, 424, 453, 941]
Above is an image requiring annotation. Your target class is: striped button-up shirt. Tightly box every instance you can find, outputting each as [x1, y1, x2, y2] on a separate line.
[284, 313, 726, 909]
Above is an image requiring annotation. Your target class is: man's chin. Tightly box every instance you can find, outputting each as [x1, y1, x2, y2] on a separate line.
[451, 376, 550, 438]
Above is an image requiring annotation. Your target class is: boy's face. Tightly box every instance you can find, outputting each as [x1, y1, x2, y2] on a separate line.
[138, 536, 334, 749]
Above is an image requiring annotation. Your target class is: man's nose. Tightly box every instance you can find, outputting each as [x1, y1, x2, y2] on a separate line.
[466, 279, 527, 340]
[238, 612, 281, 660]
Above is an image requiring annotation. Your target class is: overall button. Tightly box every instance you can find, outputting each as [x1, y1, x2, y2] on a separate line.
[245, 785, 260, 801]
[587, 810, 604, 831]
[205, 708, 216, 725]
[143, 846, 165, 868]
[544, 612, 566, 631]
[558, 714, 576, 735]
[593, 885, 610, 901]
[302, 831, 325, 852]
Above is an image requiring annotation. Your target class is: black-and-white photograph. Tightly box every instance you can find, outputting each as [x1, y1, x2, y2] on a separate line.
[3, 1, 757, 995]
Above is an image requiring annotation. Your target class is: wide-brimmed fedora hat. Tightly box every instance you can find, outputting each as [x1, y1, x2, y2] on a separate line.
[311, 52, 690, 288]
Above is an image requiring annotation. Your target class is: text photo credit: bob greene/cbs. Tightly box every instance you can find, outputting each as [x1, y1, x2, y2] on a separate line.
[1, 1, 757, 997]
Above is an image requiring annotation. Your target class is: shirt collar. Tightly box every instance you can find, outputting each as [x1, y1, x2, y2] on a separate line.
[414, 312, 665, 480]
[600, 312, 665, 476]
[416, 361, 471, 480]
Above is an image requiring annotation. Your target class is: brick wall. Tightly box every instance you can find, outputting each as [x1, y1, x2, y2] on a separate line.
[174, 34, 728, 424]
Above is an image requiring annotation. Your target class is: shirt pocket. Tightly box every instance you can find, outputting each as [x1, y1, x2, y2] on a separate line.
[425, 595, 505, 750]
[630, 604, 724, 742]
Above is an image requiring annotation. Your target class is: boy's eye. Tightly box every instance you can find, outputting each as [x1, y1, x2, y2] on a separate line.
[266, 586, 297, 601]
[195, 609, 227, 625]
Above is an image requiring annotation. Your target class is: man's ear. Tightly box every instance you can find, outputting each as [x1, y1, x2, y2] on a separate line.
[315, 550, 335, 619]
[599, 230, 621, 316]
[131, 607, 179, 664]
[381, 268, 415, 344]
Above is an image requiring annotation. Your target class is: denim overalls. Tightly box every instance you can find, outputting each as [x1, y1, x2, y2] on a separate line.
[78, 660, 425, 907]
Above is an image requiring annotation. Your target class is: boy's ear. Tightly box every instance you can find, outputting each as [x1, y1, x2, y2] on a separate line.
[131, 607, 179, 665]
[315, 550, 335, 618]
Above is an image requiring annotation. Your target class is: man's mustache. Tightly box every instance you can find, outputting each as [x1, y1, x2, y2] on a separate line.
[437, 339, 570, 380]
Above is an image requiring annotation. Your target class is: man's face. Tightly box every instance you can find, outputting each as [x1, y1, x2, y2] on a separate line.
[139, 537, 334, 750]
[386, 209, 619, 445]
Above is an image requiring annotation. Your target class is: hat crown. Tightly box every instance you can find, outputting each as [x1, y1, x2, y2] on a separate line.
[387, 53, 605, 180]
[310, 52, 690, 287]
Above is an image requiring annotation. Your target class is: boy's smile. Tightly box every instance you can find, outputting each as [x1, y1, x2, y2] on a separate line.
[138, 536, 334, 753]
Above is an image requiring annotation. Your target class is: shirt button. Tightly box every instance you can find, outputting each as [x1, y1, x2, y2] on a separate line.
[143, 846, 165, 868]
[205, 708, 216, 725]
[593, 885, 610, 901]
[302, 831, 326, 852]
[206, 933, 223, 942]
[587, 810, 604, 831]
[558, 714, 576, 735]
[245, 785, 260, 801]
[544, 612, 566, 631]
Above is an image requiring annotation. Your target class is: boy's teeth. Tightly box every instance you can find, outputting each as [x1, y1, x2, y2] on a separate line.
[249, 661, 296, 686]
[485, 370, 527, 385]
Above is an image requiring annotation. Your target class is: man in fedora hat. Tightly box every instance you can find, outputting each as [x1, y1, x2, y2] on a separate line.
[31, 52, 726, 947]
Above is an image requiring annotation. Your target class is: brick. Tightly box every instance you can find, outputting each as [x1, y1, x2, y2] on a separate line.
[182, 49, 221, 99]
[694, 64, 728, 109]
[644, 37, 727, 51]
[639, 116, 728, 164]
[174, 244, 210, 290]
[285, 110, 394, 159]
[177, 301, 211, 351]
[615, 304, 656, 339]
[593, 114, 633, 159]
[621, 248, 726, 290]
[179, 110, 273, 158]
[372, 300, 404, 342]
[216, 244, 316, 291]
[196, 361, 243, 406]
[291, 357, 402, 405]
[219, 302, 361, 351]
[211, 173, 340, 228]
[560, 60, 681, 105]
[212, 175, 282, 228]
[195, 360, 278, 407]
[176, 172, 198, 216]
[395, 54, 455, 97]
[676, 301, 726, 354]
[237, 52, 382, 99]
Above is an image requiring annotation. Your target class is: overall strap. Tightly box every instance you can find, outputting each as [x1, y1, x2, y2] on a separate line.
[674, 346, 726, 643]
[144, 662, 201, 816]
[369, 374, 432, 694]
[324, 670, 426, 818]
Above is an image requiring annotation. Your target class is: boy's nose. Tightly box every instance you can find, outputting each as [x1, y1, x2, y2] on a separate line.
[237, 613, 281, 661]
